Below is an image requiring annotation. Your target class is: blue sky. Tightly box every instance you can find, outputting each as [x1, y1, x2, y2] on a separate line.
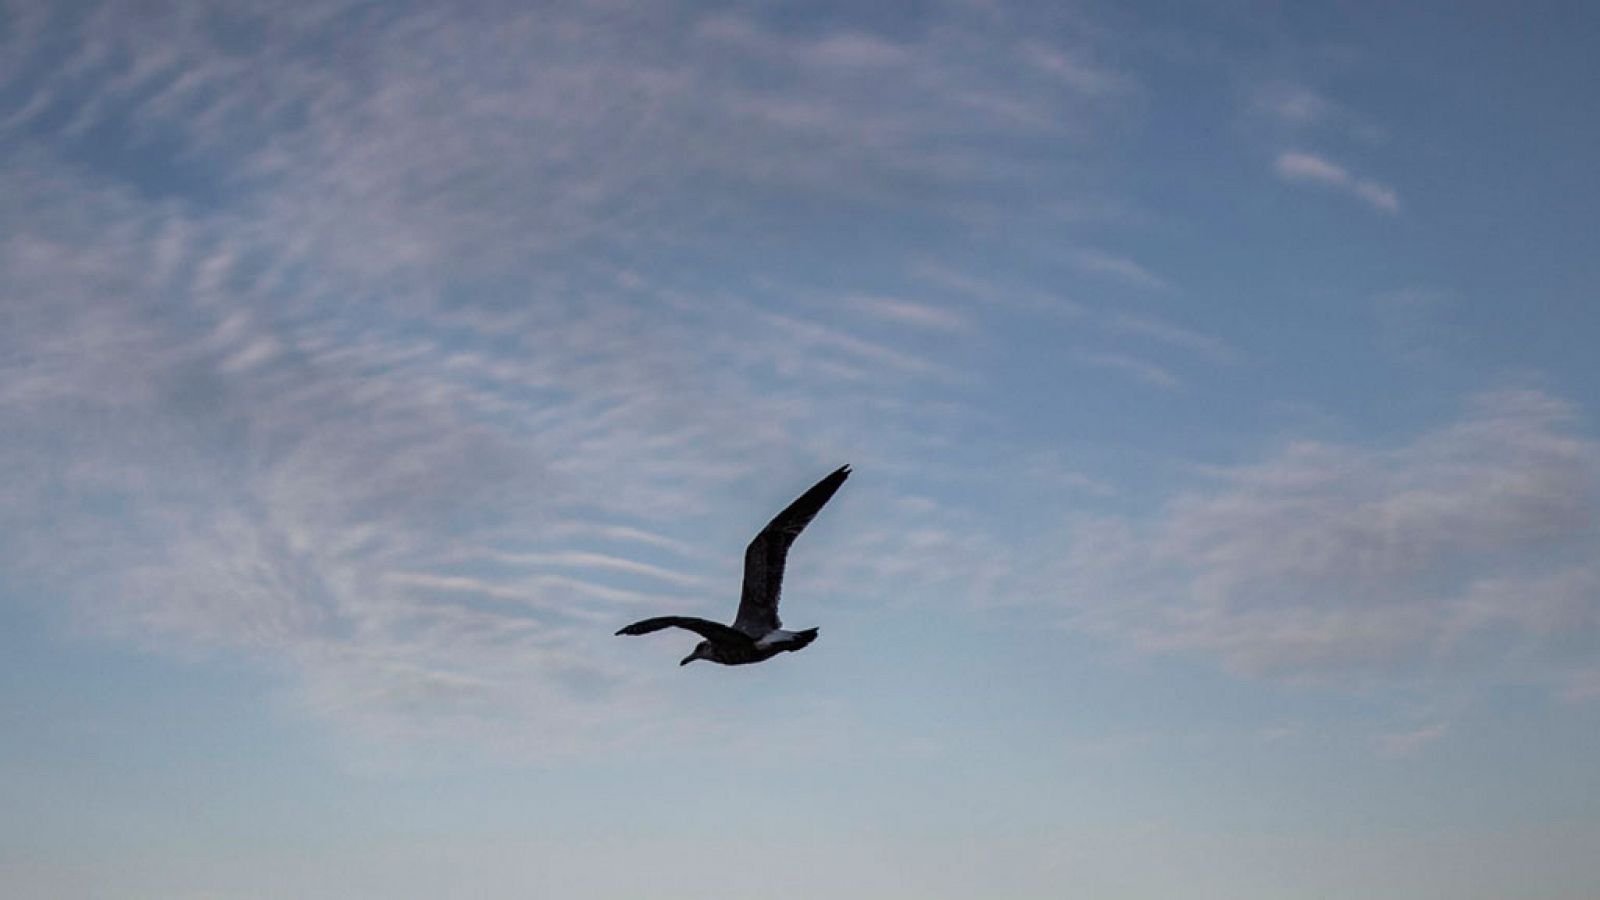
[2, 0, 1598, 896]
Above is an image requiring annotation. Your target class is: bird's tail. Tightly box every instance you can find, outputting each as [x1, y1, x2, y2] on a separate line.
[791, 627, 819, 650]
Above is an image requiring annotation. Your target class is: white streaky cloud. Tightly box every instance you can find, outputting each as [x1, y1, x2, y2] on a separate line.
[757, 310, 964, 382]
[0, 0, 1133, 292]
[1276, 151, 1350, 184]
[471, 550, 710, 591]
[1021, 42, 1127, 97]
[541, 522, 711, 561]
[1071, 248, 1173, 291]
[847, 293, 974, 334]
[1052, 389, 1600, 687]
[1017, 450, 1119, 498]
[809, 31, 911, 68]
[910, 260, 1087, 317]
[1274, 151, 1401, 213]
[0, 35, 1021, 757]
[218, 334, 282, 372]
[381, 572, 642, 621]
[1374, 723, 1449, 757]
[1253, 83, 1331, 125]
[1102, 313, 1240, 364]
[1075, 351, 1182, 390]
[6, 0, 1137, 269]
[1354, 180, 1401, 213]
[1249, 81, 1389, 145]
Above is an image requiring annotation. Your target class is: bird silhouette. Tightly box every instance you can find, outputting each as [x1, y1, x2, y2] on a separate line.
[615, 464, 851, 666]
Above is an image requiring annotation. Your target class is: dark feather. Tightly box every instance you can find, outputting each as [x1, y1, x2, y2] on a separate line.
[733, 464, 851, 637]
[614, 616, 753, 644]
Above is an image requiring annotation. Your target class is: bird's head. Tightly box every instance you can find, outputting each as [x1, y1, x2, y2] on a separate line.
[680, 641, 712, 666]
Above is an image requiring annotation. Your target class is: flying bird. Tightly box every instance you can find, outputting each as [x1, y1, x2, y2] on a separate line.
[615, 464, 851, 666]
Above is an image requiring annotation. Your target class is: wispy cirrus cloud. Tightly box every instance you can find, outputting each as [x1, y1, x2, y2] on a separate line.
[1275, 151, 1400, 213]
[1252, 82, 1333, 126]
[1074, 350, 1182, 390]
[1374, 722, 1450, 757]
[1070, 247, 1174, 291]
[1021, 42, 1129, 98]
[1249, 81, 1388, 145]
[0, 0, 1131, 284]
[0, 158, 925, 762]
[910, 260, 1087, 317]
[1102, 313, 1240, 365]
[0, 0, 1150, 759]
[3, 0, 1589, 772]
[847, 293, 974, 335]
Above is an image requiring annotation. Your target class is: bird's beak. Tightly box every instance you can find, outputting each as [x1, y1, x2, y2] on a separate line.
[679, 652, 697, 666]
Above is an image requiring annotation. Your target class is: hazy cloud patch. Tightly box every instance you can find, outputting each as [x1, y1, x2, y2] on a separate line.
[1057, 389, 1600, 688]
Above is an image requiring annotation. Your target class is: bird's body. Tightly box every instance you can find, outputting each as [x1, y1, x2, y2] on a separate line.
[615, 465, 850, 666]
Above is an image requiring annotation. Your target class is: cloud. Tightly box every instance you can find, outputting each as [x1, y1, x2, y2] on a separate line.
[1352, 180, 1401, 212]
[1374, 722, 1449, 757]
[847, 294, 973, 334]
[1249, 81, 1388, 145]
[1071, 248, 1173, 291]
[1252, 83, 1331, 126]
[8, 0, 1575, 772]
[468, 550, 710, 591]
[1054, 389, 1600, 688]
[1274, 151, 1400, 213]
[4, 0, 1145, 758]
[1022, 42, 1128, 97]
[1102, 313, 1239, 364]
[0, 143, 983, 759]
[758, 310, 962, 382]
[0, 0, 1131, 292]
[910, 261, 1086, 317]
[1276, 152, 1346, 183]
[1075, 351, 1182, 390]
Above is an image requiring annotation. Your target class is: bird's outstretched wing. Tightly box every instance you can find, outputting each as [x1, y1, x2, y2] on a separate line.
[734, 464, 851, 637]
[614, 616, 752, 644]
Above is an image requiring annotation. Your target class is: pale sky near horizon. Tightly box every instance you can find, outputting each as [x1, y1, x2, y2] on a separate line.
[3, 1, 1599, 897]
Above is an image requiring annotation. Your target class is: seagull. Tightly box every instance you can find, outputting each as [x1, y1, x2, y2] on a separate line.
[615, 464, 851, 666]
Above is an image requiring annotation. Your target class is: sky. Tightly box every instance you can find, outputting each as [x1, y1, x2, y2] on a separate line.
[2, 0, 1598, 896]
